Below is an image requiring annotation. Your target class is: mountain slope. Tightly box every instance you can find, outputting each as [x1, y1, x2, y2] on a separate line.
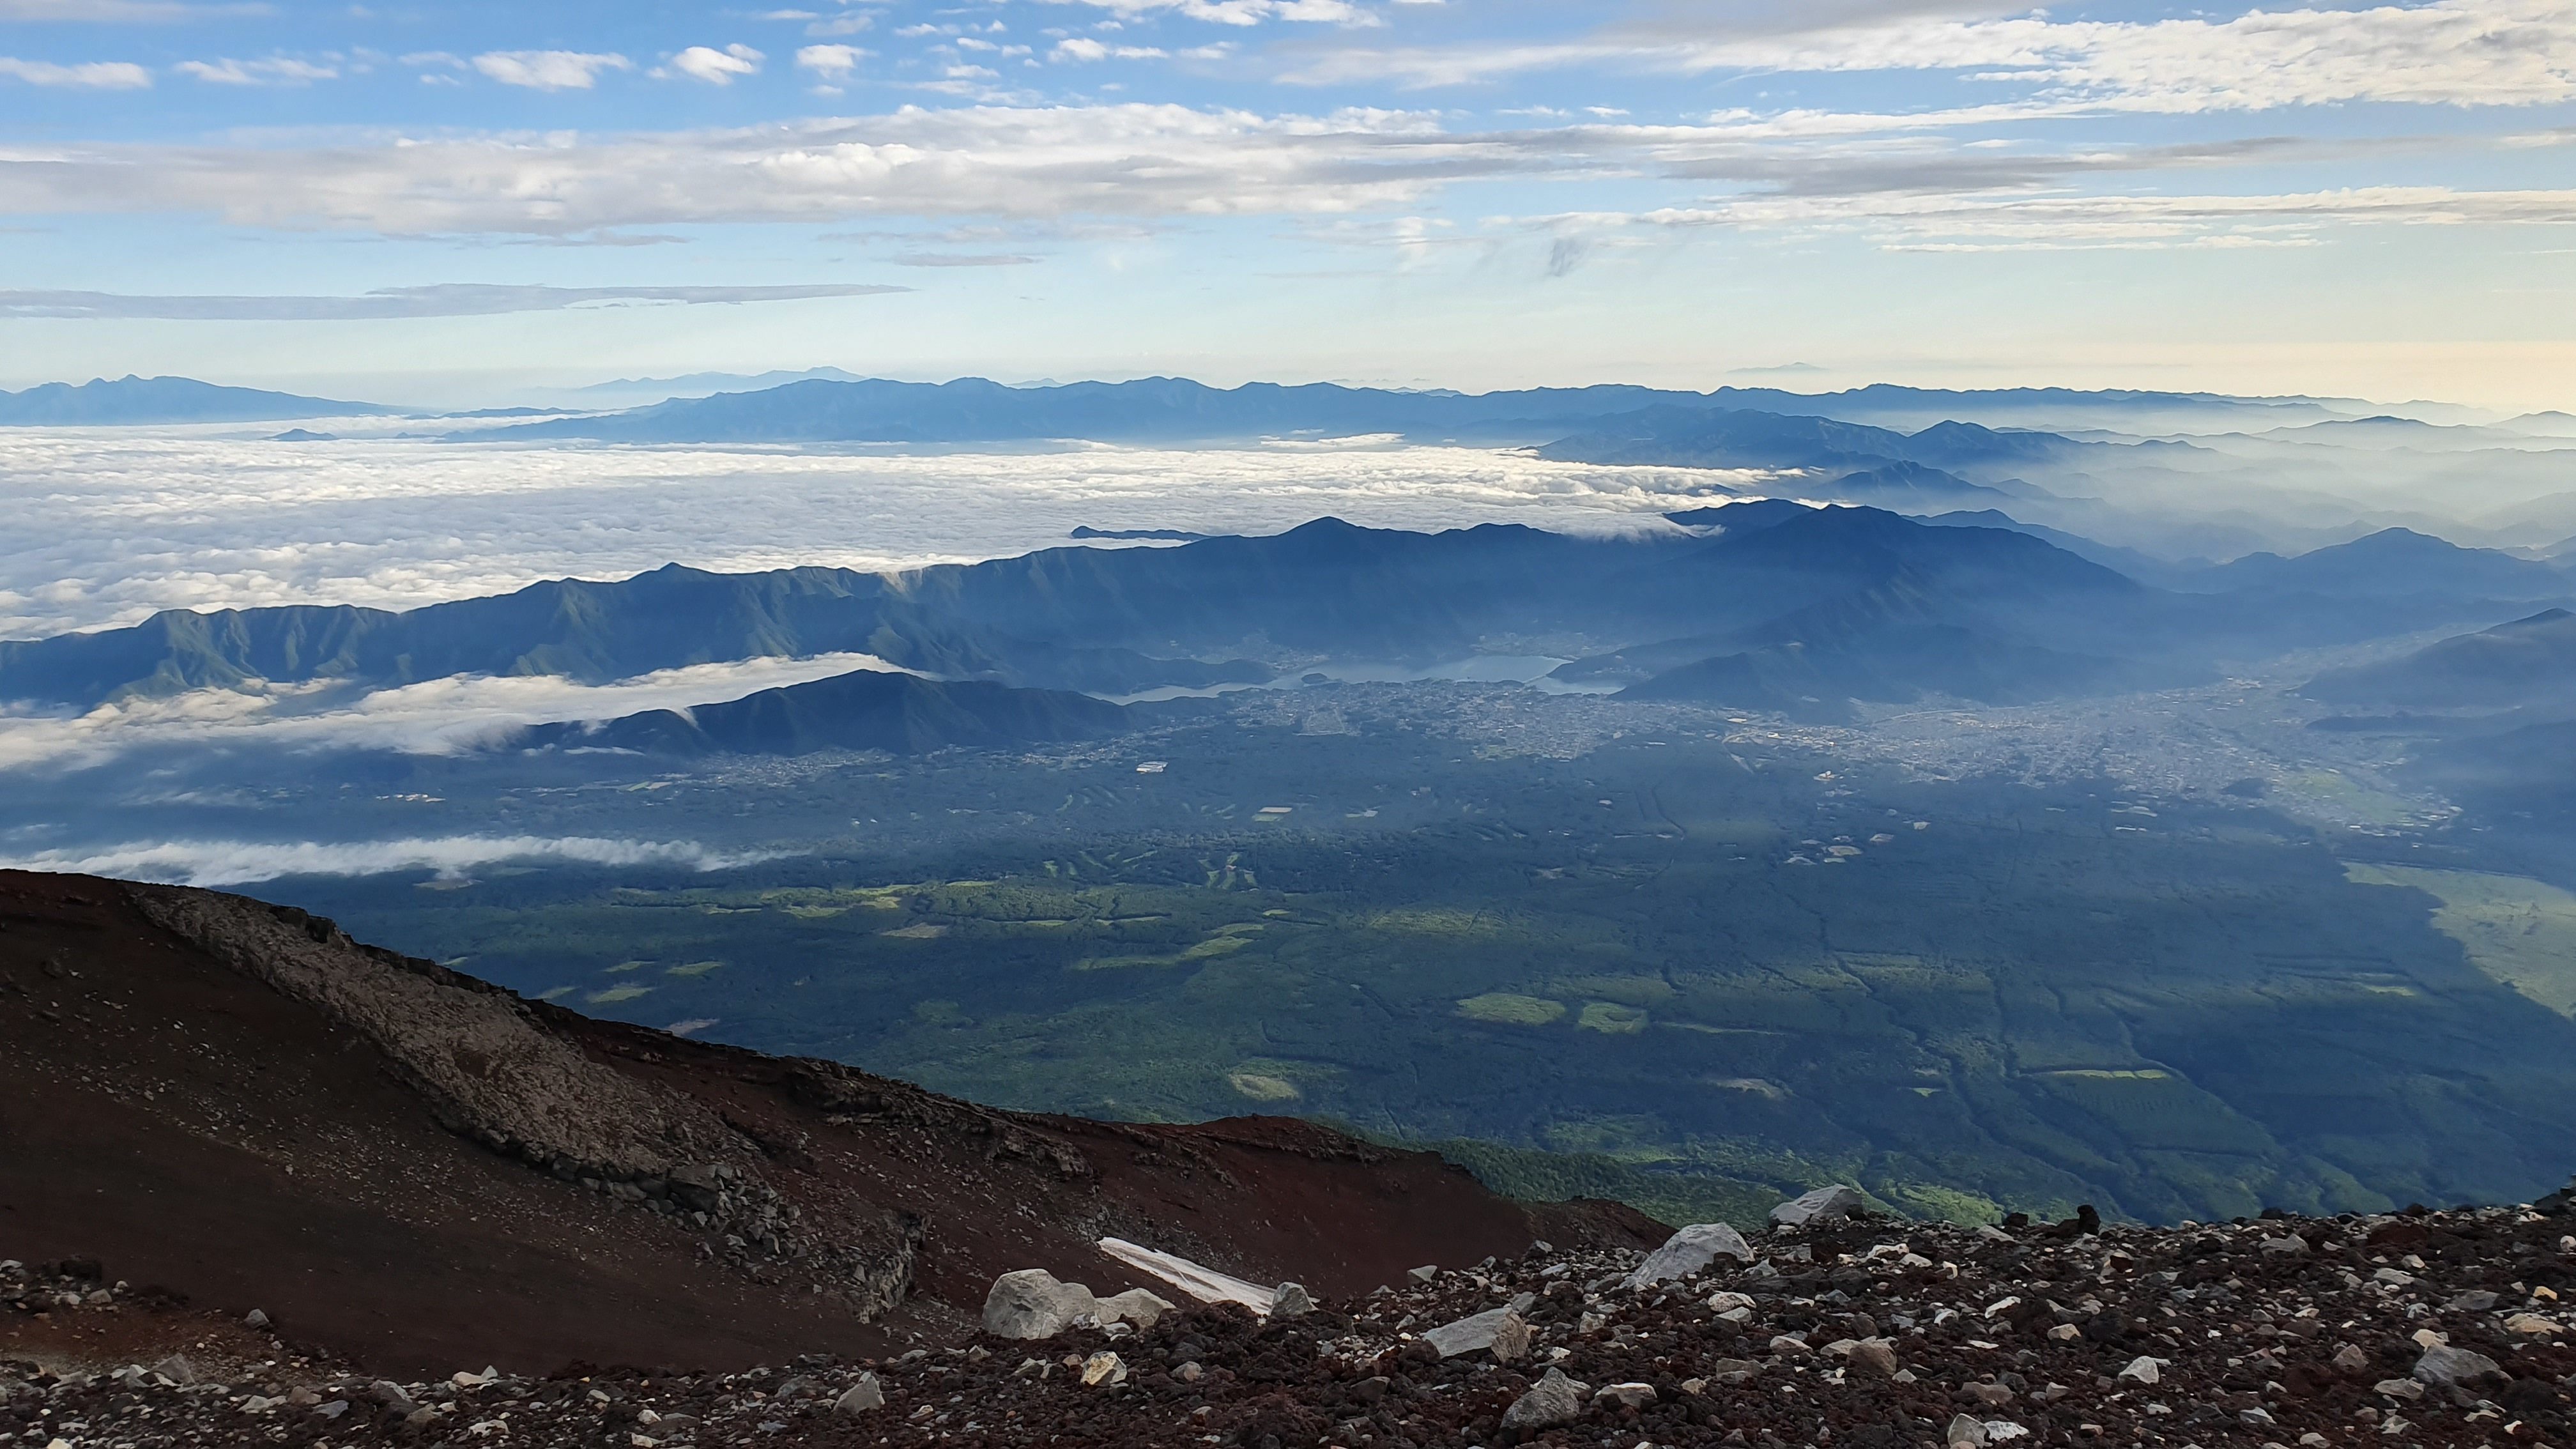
[0, 375, 401, 425]
[0, 870, 1660, 1376]
[2195, 528, 2570, 603]
[2303, 608, 2576, 710]
[529, 668, 1142, 756]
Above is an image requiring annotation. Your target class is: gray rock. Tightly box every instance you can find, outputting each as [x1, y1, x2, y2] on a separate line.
[1098, 1287, 1176, 1328]
[1946, 1412, 1990, 1447]
[832, 1373, 883, 1415]
[2445, 1290, 2501, 1313]
[1407, 1264, 1439, 1284]
[982, 1269, 1100, 1340]
[1489, 1313, 1533, 1364]
[1269, 1282, 1314, 1320]
[1593, 1382, 1657, 1409]
[150, 1354, 196, 1386]
[1623, 1222, 1755, 1289]
[2413, 1344, 2504, 1388]
[242, 1308, 269, 1330]
[1842, 1338, 1901, 1377]
[1770, 1185, 1866, 1229]
[1501, 1368, 1590, 1430]
[1423, 1294, 1541, 1358]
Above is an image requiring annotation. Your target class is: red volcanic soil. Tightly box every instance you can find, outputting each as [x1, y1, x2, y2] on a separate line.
[0, 870, 1660, 1378]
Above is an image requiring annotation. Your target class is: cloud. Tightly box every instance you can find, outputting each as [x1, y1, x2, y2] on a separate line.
[0, 0, 269, 16]
[0, 282, 910, 319]
[796, 43, 866, 76]
[0, 56, 153, 88]
[0, 431, 1758, 645]
[471, 50, 631, 91]
[889, 252, 1041, 266]
[175, 56, 338, 85]
[1044, 0, 1379, 26]
[664, 43, 763, 84]
[1287, 0, 2576, 112]
[0, 834, 779, 887]
[0, 654, 904, 769]
[1052, 38, 1170, 61]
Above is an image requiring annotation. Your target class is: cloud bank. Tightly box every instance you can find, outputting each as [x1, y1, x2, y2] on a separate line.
[0, 834, 778, 887]
[0, 283, 910, 321]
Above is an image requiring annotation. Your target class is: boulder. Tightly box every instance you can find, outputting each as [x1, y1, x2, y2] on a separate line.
[1422, 1295, 1540, 1358]
[982, 1269, 1100, 1340]
[1770, 1185, 1866, 1229]
[1098, 1288, 1176, 1329]
[832, 1374, 883, 1416]
[1624, 1223, 1755, 1289]
[1501, 1368, 1590, 1430]
[2412, 1344, 2504, 1388]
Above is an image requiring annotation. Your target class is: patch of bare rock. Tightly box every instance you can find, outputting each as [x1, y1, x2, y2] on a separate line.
[9, 1188, 2573, 1449]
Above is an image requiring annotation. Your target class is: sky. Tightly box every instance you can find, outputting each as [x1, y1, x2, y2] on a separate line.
[1, 0, 2573, 407]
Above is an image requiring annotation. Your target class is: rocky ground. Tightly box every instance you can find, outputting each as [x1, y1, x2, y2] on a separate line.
[8, 1192, 2572, 1449]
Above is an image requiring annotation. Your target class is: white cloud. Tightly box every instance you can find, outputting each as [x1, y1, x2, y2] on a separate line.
[1052, 38, 1170, 61]
[0, 283, 908, 320]
[0, 0, 268, 16]
[0, 56, 153, 89]
[471, 50, 632, 91]
[796, 43, 867, 76]
[174, 56, 339, 86]
[1045, 0, 1379, 26]
[1289, 0, 2576, 112]
[0, 834, 779, 887]
[666, 43, 763, 85]
[0, 653, 903, 769]
[0, 431, 1754, 644]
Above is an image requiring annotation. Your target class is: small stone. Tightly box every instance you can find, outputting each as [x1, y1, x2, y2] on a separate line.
[982, 1269, 1099, 1340]
[833, 1374, 883, 1415]
[1173, 1361, 1203, 1384]
[1593, 1382, 1657, 1409]
[1080, 1352, 1126, 1387]
[1624, 1223, 1755, 1289]
[243, 1308, 270, 1330]
[1407, 1264, 1439, 1284]
[151, 1354, 196, 1386]
[1770, 1185, 1866, 1229]
[1489, 1312, 1533, 1364]
[1425, 1300, 1539, 1358]
[1501, 1367, 1590, 1430]
[2375, 1379, 2425, 1402]
[2333, 1344, 2370, 1372]
[1946, 1411, 1991, 1447]
[1838, 1338, 1901, 1377]
[2116, 1356, 2161, 1386]
[2503, 1313, 2561, 1335]
[2445, 1291, 2501, 1313]
[1268, 1282, 1314, 1320]
[2047, 1324, 2082, 1342]
[1962, 1381, 2016, 1407]
[1706, 1291, 1754, 1314]
[2259, 1236, 2309, 1255]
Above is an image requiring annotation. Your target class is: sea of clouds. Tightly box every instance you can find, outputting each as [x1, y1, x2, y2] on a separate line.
[0, 426, 1756, 640]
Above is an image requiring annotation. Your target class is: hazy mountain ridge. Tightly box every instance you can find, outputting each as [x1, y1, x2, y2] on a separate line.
[0, 374, 403, 425]
[524, 668, 1146, 756]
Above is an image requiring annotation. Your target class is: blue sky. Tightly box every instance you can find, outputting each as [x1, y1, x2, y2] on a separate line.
[1, 0, 2572, 406]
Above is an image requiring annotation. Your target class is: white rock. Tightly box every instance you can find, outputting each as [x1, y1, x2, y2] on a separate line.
[832, 1373, 884, 1415]
[1080, 1352, 1126, 1388]
[1424, 1296, 1540, 1358]
[2117, 1356, 2161, 1386]
[1502, 1368, 1590, 1430]
[982, 1269, 1100, 1340]
[1098, 1288, 1177, 1329]
[1770, 1185, 1866, 1228]
[1623, 1223, 1754, 1289]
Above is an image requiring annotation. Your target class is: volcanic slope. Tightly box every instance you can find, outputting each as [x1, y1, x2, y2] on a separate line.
[0, 871, 1659, 1378]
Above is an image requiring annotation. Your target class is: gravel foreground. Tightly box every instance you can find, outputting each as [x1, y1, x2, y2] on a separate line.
[6, 1199, 2572, 1449]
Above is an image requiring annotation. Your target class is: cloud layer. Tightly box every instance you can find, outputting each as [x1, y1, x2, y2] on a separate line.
[0, 834, 777, 887]
[0, 431, 1752, 641]
[0, 283, 909, 321]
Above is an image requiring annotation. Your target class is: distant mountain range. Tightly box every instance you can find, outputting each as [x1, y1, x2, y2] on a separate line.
[525, 668, 1142, 756]
[8, 504, 2567, 746]
[0, 375, 401, 425]
[478, 375, 2347, 450]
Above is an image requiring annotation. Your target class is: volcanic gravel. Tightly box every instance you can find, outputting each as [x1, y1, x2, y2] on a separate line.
[9, 1197, 2572, 1449]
